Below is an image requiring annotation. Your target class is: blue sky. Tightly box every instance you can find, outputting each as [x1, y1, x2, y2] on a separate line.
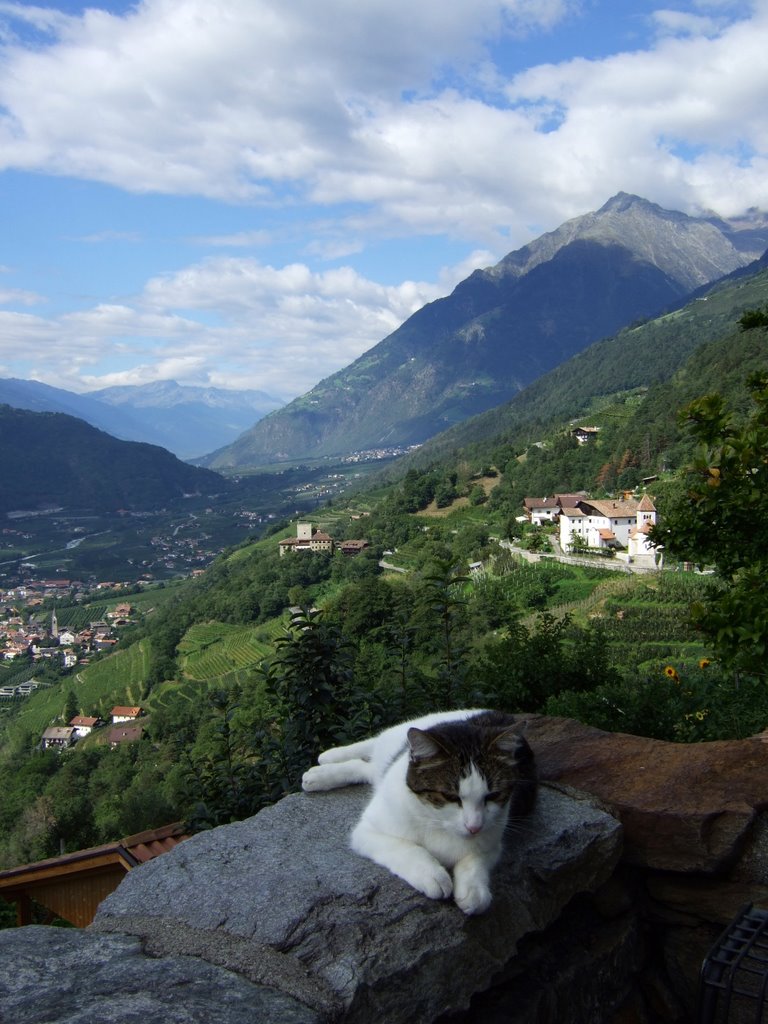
[0, 0, 766, 401]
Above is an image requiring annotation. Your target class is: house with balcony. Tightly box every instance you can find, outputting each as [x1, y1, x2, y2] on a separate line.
[41, 726, 75, 751]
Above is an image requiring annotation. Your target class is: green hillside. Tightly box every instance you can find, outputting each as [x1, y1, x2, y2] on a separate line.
[0, 404, 230, 513]
[10, 640, 152, 737]
[405, 257, 768, 468]
[178, 622, 275, 683]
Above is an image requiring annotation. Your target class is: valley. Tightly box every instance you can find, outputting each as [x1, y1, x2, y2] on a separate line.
[0, 457, 387, 590]
[1, 192, 767, 921]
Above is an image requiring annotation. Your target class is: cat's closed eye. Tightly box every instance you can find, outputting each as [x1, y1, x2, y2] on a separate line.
[484, 791, 503, 803]
[437, 791, 461, 803]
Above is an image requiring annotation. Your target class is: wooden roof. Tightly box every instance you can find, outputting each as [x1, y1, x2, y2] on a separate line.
[108, 725, 143, 745]
[0, 822, 189, 928]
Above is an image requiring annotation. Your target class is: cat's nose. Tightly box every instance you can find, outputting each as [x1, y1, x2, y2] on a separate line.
[466, 822, 482, 835]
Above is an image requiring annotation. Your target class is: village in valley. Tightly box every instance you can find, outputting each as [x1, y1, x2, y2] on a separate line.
[0, 594, 135, 699]
[1, 592, 133, 662]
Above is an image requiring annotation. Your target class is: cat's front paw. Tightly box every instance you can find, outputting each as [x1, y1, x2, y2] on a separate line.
[301, 765, 332, 792]
[407, 862, 453, 901]
[453, 877, 492, 916]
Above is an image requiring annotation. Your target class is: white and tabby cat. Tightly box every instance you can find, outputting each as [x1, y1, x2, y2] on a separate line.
[302, 709, 536, 915]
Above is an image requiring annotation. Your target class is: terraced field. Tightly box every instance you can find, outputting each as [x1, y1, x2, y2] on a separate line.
[178, 622, 276, 683]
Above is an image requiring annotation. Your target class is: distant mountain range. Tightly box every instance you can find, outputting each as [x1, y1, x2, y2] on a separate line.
[0, 404, 230, 514]
[0, 379, 284, 460]
[200, 193, 768, 469]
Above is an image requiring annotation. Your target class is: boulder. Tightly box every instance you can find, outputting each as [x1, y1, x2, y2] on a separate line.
[0, 926, 319, 1024]
[86, 783, 622, 1024]
[516, 716, 768, 873]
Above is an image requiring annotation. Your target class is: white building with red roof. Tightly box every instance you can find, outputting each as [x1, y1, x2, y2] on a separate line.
[559, 494, 659, 563]
[278, 522, 335, 556]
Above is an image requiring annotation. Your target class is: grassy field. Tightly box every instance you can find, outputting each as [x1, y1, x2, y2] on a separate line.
[1, 555, 716, 754]
[581, 573, 712, 670]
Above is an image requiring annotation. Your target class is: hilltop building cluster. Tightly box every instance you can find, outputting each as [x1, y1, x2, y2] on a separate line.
[523, 492, 660, 567]
[278, 522, 369, 557]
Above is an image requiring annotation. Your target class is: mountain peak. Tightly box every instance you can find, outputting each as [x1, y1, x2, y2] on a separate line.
[493, 192, 759, 291]
[597, 192, 661, 214]
[200, 194, 767, 469]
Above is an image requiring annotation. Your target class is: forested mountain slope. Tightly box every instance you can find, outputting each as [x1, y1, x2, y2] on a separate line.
[0, 405, 229, 513]
[401, 253, 768, 472]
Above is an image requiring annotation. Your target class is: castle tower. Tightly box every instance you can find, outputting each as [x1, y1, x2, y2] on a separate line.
[636, 493, 656, 528]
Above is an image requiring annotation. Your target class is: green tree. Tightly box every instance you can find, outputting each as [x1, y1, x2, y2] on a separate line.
[738, 307, 768, 331]
[477, 613, 619, 710]
[62, 690, 79, 724]
[651, 370, 768, 675]
[415, 561, 471, 706]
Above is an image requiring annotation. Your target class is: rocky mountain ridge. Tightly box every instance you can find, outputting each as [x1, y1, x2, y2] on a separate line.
[203, 193, 767, 469]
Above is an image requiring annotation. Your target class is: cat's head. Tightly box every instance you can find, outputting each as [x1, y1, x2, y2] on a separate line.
[405, 721, 536, 838]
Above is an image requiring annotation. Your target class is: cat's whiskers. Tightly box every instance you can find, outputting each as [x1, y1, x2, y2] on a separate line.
[503, 816, 539, 838]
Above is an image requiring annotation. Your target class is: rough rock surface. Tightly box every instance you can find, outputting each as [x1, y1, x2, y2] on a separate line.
[85, 783, 621, 1024]
[8, 715, 766, 1023]
[0, 926, 319, 1024]
[517, 715, 768, 872]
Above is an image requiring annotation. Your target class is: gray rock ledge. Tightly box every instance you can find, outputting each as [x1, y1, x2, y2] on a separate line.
[1, 782, 622, 1024]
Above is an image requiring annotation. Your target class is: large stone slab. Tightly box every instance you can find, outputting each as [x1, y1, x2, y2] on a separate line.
[0, 926, 319, 1024]
[92, 783, 622, 1024]
[517, 715, 768, 872]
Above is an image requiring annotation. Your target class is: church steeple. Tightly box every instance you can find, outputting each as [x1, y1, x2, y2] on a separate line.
[51, 610, 58, 639]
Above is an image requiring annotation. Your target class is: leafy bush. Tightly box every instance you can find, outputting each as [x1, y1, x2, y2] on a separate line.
[546, 661, 768, 741]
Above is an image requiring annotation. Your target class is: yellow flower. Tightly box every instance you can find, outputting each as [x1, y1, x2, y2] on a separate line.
[664, 665, 680, 682]
[698, 658, 711, 669]
[695, 709, 709, 721]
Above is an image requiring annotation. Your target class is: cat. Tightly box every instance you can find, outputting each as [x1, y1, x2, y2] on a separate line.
[301, 708, 537, 915]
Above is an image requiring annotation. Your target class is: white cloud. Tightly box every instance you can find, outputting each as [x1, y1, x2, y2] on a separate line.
[0, 0, 765, 237]
[0, 287, 43, 306]
[71, 230, 142, 244]
[190, 230, 272, 248]
[0, 245, 496, 398]
[651, 10, 722, 36]
[0, 0, 575, 199]
[0, 1, 767, 402]
[497, 5, 768, 217]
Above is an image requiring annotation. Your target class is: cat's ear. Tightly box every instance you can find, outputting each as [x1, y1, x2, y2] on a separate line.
[491, 728, 533, 764]
[407, 727, 445, 761]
